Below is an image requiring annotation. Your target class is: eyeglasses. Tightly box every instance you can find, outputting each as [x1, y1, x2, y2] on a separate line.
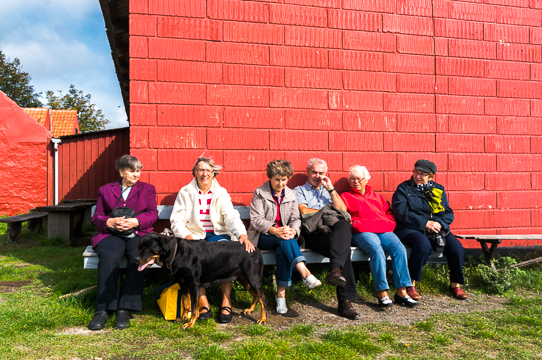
[349, 178, 365, 183]
[412, 171, 429, 178]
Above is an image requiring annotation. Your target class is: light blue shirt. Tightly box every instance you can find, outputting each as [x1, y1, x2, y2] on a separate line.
[294, 182, 332, 210]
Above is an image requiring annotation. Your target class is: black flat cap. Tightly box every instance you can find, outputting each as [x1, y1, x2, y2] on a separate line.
[414, 159, 437, 174]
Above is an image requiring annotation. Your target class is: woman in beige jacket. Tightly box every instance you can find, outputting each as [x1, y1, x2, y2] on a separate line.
[248, 159, 321, 314]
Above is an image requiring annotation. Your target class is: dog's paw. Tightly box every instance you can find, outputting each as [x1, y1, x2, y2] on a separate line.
[256, 319, 266, 325]
[243, 308, 254, 315]
[181, 323, 194, 329]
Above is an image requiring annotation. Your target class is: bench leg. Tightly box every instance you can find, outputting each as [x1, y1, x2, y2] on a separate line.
[7, 223, 22, 243]
[480, 241, 499, 271]
[28, 217, 44, 233]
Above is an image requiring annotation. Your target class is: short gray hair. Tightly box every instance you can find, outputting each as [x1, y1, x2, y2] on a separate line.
[192, 156, 222, 177]
[115, 155, 143, 171]
[349, 165, 371, 181]
[307, 158, 328, 173]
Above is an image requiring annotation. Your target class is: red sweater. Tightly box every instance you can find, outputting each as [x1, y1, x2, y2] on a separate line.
[340, 185, 396, 234]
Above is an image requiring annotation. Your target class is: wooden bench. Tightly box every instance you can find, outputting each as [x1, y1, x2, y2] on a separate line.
[34, 200, 96, 243]
[0, 212, 48, 243]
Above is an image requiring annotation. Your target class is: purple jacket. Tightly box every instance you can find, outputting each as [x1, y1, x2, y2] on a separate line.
[91, 181, 159, 248]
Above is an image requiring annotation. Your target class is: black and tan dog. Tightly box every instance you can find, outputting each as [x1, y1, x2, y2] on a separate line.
[136, 233, 267, 328]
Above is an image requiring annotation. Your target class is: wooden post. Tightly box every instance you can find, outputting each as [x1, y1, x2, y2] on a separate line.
[7, 223, 21, 243]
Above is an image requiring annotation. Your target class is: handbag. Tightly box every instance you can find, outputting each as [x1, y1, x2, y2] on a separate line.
[154, 281, 191, 321]
[107, 183, 140, 236]
[425, 228, 449, 253]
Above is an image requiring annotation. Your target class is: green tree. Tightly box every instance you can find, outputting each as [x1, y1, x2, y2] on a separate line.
[0, 50, 43, 107]
[46, 84, 109, 133]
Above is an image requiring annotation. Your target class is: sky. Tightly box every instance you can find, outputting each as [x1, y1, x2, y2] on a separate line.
[0, 0, 128, 129]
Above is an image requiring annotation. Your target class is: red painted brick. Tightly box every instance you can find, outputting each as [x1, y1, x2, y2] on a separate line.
[270, 46, 327, 68]
[383, 14, 433, 36]
[343, 112, 396, 131]
[384, 54, 434, 74]
[129, 14, 157, 36]
[148, 83, 206, 104]
[436, 134, 485, 153]
[532, 136, 542, 153]
[397, 35, 434, 55]
[531, 27, 542, 45]
[207, 43, 269, 65]
[496, 116, 542, 135]
[157, 150, 223, 171]
[436, 95, 485, 115]
[396, 0, 432, 16]
[384, 93, 435, 113]
[130, 0, 148, 14]
[436, 57, 485, 77]
[131, 149, 157, 171]
[157, 105, 222, 127]
[434, 18, 483, 40]
[224, 22, 283, 45]
[498, 80, 542, 99]
[130, 59, 156, 81]
[157, 61, 221, 83]
[285, 26, 342, 48]
[384, 172, 414, 191]
[343, 31, 396, 52]
[485, 98, 530, 116]
[224, 108, 284, 129]
[149, 0, 205, 16]
[208, 0, 268, 22]
[533, 100, 542, 116]
[220, 172, 270, 193]
[533, 172, 542, 189]
[384, 133, 436, 152]
[396, 74, 435, 93]
[533, 64, 542, 81]
[131, 104, 157, 126]
[496, 6, 541, 26]
[485, 61, 530, 80]
[497, 43, 542, 62]
[453, 210, 488, 229]
[343, 153, 397, 171]
[270, 4, 327, 27]
[485, 0, 529, 6]
[498, 154, 542, 172]
[485, 135, 531, 153]
[287, 151, 343, 172]
[437, 114, 449, 133]
[435, 76, 448, 95]
[449, 39, 496, 59]
[131, 126, 149, 149]
[284, 0, 341, 7]
[208, 85, 268, 107]
[223, 65, 284, 87]
[148, 38, 205, 61]
[448, 1, 497, 22]
[329, 50, 383, 71]
[446, 173, 485, 191]
[498, 191, 542, 209]
[449, 77, 496, 96]
[130, 81, 148, 103]
[329, 132, 383, 151]
[484, 23, 530, 44]
[449, 154, 496, 171]
[270, 130, 328, 151]
[397, 153, 448, 171]
[149, 127, 206, 149]
[271, 88, 328, 109]
[487, 209, 531, 227]
[285, 68, 342, 89]
[285, 110, 342, 130]
[130, 36, 148, 58]
[343, 71, 396, 92]
[207, 129, 269, 150]
[448, 191, 496, 210]
[449, 115, 497, 134]
[343, 0, 395, 13]
[157, 17, 222, 41]
[329, 91, 384, 111]
[328, 9, 382, 31]
[151, 172, 194, 194]
[435, 38, 448, 56]
[397, 114, 436, 133]
[532, 0, 542, 9]
[223, 151, 285, 172]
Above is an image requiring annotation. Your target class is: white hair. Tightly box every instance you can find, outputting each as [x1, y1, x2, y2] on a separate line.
[349, 165, 371, 181]
[307, 158, 328, 173]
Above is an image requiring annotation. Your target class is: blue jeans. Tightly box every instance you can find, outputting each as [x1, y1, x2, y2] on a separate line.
[351, 232, 412, 293]
[257, 234, 306, 287]
[204, 232, 231, 242]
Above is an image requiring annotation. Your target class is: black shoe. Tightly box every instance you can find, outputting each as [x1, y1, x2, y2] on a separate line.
[198, 306, 213, 320]
[115, 309, 131, 330]
[394, 294, 419, 308]
[338, 300, 361, 320]
[325, 268, 347, 287]
[218, 306, 233, 323]
[378, 296, 394, 308]
[88, 311, 109, 331]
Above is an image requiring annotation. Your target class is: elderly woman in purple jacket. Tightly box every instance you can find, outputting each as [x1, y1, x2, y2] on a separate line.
[88, 155, 158, 331]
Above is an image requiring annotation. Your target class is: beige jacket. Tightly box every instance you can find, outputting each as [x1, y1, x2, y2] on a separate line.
[247, 182, 301, 247]
[170, 178, 247, 240]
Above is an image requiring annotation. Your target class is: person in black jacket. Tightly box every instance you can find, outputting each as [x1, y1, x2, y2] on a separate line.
[391, 159, 467, 301]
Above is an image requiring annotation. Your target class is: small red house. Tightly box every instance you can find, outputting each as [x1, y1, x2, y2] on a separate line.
[24, 108, 52, 133]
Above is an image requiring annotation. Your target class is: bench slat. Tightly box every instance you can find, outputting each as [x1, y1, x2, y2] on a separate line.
[0, 212, 48, 223]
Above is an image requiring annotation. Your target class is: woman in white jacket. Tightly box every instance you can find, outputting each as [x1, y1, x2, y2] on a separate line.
[170, 157, 254, 324]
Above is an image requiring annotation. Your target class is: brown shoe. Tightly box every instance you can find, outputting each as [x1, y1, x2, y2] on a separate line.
[325, 268, 346, 287]
[338, 300, 361, 320]
[406, 286, 420, 300]
[449, 286, 468, 300]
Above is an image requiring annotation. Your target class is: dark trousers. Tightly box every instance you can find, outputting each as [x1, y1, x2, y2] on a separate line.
[302, 219, 357, 302]
[401, 231, 465, 284]
[95, 235, 146, 312]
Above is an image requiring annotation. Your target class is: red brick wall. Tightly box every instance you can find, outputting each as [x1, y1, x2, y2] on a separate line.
[129, 0, 542, 238]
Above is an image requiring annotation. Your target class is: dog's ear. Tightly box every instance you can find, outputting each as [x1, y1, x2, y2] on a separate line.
[156, 234, 177, 252]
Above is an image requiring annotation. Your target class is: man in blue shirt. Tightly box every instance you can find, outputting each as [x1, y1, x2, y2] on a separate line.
[295, 158, 360, 320]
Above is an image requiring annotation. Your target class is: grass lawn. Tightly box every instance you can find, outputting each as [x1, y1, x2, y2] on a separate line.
[1, 222, 542, 359]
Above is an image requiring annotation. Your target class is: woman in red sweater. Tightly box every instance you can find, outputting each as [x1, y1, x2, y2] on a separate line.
[341, 165, 418, 308]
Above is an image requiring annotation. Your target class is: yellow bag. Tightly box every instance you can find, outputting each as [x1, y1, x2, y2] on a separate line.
[155, 282, 191, 321]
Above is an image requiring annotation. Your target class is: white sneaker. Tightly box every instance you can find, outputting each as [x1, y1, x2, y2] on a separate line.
[303, 274, 322, 290]
[276, 296, 287, 314]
